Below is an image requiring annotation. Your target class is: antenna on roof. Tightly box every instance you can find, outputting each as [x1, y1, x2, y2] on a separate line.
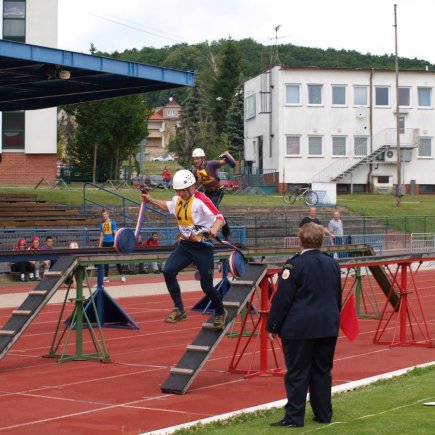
[273, 25, 282, 66]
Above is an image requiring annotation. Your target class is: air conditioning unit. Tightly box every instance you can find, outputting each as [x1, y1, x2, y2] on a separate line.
[384, 149, 396, 162]
[384, 149, 413, 163]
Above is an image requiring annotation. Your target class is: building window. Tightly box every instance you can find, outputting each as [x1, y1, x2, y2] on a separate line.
[332, 136, 346, 156]
[398, 115, 405, 134]
[3, 0, 26, 43]
[285, 84, 300, 105]
[332, 85, 346, 105]
[245, 94, 256, 120]
[354, 86, 368, 106]
[375, 86, 389, 106]
[418, 87, 431, 107]
[308, 136, 322, 156]
[354, 136, 368, 156]
[286, 136, 300, 155]
[378, 176, 390, 184]
[2, 111, 25, 150]
[308, 84, 322, 105]
[398, 87, 411, 107]
[418, 137, 432, 157]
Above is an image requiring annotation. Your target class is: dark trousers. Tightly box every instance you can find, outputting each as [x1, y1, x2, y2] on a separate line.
[102, 241, 123, 276]
[206, 188, 231, 240]
[163, 240, 224, 314]
[281, 336, 337, 426]
[11, 261, 33, 274]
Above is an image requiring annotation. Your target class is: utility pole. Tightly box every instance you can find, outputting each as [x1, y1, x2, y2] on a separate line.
[394, 4, 402, 207]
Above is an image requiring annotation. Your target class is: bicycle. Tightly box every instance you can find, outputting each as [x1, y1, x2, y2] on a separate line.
[283, 185, 319, 206]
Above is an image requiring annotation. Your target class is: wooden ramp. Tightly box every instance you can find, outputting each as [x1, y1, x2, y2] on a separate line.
[160, 263, 267, 395]
[0, 255, 77, 360]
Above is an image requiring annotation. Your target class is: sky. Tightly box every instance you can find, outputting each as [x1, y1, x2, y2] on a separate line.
[58, 0, 435, 64]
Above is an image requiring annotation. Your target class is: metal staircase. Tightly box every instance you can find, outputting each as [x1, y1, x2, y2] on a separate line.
[313, 128, 419, 182]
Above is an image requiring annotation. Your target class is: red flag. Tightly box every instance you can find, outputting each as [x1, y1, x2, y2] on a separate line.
[340, 293, 359, 342]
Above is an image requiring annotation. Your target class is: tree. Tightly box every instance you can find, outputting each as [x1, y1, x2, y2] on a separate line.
[223, 87, 244, 161]
[65, 95, 150, 183]
[209, 38, 243, 133]
[171, 79, 215, 164]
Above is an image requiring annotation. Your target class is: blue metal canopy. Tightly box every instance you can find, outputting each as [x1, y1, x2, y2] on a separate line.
[0, 39, 195, 111]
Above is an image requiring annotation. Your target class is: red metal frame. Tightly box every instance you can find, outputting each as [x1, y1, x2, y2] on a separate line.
[228, 268, 286, 378]
[373, 261, 434, 347]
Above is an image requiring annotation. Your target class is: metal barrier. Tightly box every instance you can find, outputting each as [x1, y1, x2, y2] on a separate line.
[283, 233, 413, 256]
[411, 233, 435, 253]
[0, 225, 247, 274]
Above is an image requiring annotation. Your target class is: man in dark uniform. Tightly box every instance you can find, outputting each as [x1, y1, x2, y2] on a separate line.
[267, 223, 342, 428]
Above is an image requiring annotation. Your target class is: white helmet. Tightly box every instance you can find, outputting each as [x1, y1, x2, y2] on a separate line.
[172, 169, 196, 190]
[192, 148, 205, 158]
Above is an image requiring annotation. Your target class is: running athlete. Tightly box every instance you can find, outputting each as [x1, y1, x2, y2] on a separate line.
[191, 148, 236, 240]
[142, 169, 227, 330]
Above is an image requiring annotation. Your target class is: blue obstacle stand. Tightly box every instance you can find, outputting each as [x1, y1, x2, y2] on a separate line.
[191, 260, 232, 314]
[68, 265, 139, 329]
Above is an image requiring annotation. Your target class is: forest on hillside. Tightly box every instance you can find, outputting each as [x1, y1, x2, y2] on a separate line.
[104, 37, 433, 106]
[61, 38, 433, 182]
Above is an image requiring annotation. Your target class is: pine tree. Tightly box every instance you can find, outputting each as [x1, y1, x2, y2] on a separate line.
[209, 39, 243, 133]
[223, 87, 244, 160]
[172, 79, 215, 164]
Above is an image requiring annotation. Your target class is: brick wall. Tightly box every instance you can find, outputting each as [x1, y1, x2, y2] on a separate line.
[0, 153, 57, 184]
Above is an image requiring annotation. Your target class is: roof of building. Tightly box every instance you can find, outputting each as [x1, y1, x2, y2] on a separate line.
[0, 39, 195, 111]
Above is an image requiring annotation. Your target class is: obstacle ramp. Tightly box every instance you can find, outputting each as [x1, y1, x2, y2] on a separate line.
[0, 255, 77, 360]
[160, 263, 267, 395]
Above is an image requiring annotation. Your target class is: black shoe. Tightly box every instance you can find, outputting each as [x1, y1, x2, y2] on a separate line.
[313, 416, 330, 423]
[270, 419, 302, 428]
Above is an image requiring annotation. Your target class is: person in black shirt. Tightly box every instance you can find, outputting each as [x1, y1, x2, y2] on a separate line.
[299, 207, 334, 244]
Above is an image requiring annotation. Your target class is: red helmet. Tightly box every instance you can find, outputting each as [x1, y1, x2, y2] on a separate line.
[32, 236, 40, 243]
[18, 238, 26, 246]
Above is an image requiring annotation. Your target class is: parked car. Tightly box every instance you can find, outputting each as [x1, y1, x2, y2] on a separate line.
[131, 174, 171, 190]
[152, 154, 175, 162]
[217, 171, 239, 191]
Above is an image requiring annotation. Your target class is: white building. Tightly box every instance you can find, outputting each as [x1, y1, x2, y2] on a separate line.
[0, 0, 58, 184]
[244, 65, 435, 197]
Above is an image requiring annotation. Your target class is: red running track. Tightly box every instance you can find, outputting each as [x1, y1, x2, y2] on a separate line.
[1, 268, 435, 434]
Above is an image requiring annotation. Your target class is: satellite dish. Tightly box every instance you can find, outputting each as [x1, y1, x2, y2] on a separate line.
[356, 107, 367, 119]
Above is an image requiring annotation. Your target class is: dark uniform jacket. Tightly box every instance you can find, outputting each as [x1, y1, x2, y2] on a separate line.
[267, 249, 342, 339]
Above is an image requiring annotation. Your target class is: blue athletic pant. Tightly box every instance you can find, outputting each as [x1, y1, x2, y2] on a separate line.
[163, 240, 224, 314]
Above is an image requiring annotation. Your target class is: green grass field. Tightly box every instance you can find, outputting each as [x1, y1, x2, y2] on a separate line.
[3, 184, 435, 217]
[173, 365, 435, 434]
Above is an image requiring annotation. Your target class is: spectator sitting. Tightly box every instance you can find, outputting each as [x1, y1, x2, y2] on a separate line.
[40, 235, 55, 276]
[144, 232, 163, 273]
[11, 238, 33, 282]
[128, 235, 147, 274]
[28, 236, 41, 280]
[64, 241, 81, 288]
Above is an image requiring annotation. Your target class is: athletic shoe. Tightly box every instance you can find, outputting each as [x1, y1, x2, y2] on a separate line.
[213, 309, 227, 330]
[103, 277, 110, 283]
[165, 308, 187, 323]
[120, 275, 126, 283]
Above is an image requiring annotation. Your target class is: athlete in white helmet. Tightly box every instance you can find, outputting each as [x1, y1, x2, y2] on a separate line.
[141, 169, 227, 330]
[191, 148, 236, 240]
